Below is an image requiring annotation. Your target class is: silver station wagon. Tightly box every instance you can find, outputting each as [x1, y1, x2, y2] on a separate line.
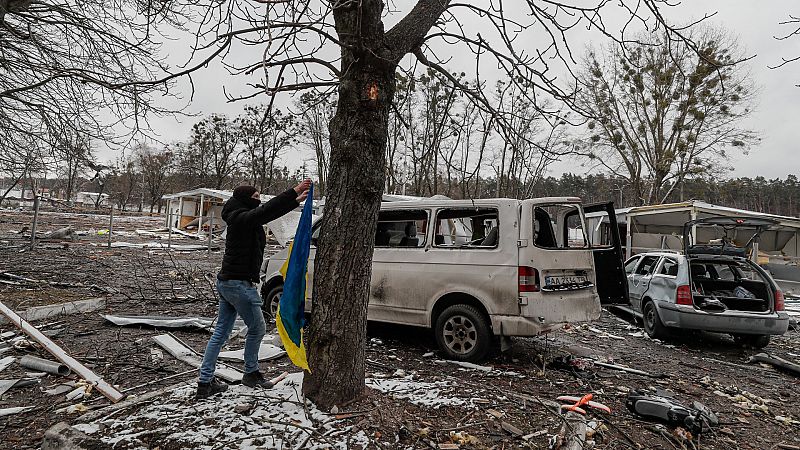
[618, 217, 790, 348]
[261, 198, 629, 362]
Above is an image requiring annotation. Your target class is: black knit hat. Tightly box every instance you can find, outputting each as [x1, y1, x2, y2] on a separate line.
[232, 185, 258, 202]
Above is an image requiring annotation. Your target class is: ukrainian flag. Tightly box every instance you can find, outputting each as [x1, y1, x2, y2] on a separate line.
[277, 183, 312, 372]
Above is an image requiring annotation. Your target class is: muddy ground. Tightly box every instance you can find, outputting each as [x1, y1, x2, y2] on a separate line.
[1, 208, 799, 449]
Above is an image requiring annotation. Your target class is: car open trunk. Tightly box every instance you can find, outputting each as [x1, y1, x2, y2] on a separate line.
[689, 258, 772, 313]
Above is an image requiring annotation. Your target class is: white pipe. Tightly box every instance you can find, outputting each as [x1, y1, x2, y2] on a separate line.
[19, 355, 70, 376]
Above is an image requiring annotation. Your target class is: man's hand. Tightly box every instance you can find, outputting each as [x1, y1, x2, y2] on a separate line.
[294, 179, 312, 195]
[296, 189, 309, 203]
[294, 179, 312, 202]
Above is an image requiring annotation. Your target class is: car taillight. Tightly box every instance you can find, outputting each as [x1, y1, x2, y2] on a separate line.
[519, 266, 540, 293]
[775, 289, 785, 312]
[676, 285, 692, 305]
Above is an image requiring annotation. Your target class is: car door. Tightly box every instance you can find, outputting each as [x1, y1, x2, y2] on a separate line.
[578, 202, 629, 304]
[624, 255, 641, 305]
[628, 255, 661, 312]
[368, 208, 432, 326]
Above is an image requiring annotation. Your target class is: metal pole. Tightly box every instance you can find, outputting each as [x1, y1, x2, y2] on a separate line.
[207, 213, 213, 255]
[30, 196, 40, 250]
[177, 196, 184, 232]
[167, 209, 173, 250]
[107, 205, 114, 249]
[198, 194, 204, 239]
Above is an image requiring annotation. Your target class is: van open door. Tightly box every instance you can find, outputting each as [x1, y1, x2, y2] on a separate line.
[580, 202, 629, 304]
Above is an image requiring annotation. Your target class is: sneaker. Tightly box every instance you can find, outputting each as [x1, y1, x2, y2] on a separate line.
[242, 371, 275, 389]
[196, 378, 229, 399]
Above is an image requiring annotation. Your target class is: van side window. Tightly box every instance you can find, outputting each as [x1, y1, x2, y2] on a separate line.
[434, 208, 499, 248]
[375, 210, 428, 248]
[659, 257, 679, 276]
[635, 255, 660, 276]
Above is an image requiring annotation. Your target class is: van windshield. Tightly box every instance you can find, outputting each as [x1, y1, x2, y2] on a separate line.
[533, 204, 589, 249]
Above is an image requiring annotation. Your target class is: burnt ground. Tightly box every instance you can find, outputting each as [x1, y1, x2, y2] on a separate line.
[1, 208, 799, 449]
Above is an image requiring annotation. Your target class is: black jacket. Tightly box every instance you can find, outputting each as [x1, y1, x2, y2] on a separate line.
[218, 188, 299, 283]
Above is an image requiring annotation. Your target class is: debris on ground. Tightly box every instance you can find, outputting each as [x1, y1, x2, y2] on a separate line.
[748, 352, 800, 376]
[0, 299, 124, 403]
[153, 333, 244, 382]
[626, 389, 719, 434]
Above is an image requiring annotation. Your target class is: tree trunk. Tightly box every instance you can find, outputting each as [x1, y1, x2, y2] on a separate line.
[303, 2, 395, 410]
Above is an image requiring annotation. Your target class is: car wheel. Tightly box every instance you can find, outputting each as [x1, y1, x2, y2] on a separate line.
[733, 334, 770, 349]
[261, 285, 282, 322]
[434, 304, 492, 362]
[642, 300, 670, 340]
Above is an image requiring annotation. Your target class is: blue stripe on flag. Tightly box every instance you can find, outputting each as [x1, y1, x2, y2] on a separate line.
[276, 183, 313, 371]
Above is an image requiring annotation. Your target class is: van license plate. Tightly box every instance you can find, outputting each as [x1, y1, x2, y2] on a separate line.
[544, 275, 588, 286]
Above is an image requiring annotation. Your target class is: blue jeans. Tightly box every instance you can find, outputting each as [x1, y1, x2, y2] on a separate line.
[199, 279, 267, 383]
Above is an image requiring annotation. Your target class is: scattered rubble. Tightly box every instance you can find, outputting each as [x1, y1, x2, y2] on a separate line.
[2, 209, 800, 449]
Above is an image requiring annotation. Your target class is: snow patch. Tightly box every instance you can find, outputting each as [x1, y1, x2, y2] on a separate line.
[366, 377, 467, 408]
[84, 373, 370, 449]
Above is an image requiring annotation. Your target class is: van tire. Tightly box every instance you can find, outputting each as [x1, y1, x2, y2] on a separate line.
[261, 285, 283, 322]
[642, 300, 669, 340]
[733, 334, 770, 349]
[434, 304, 492, 362]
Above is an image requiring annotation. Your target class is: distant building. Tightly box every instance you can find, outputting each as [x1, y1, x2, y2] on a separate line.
[75, 192, 110, 207]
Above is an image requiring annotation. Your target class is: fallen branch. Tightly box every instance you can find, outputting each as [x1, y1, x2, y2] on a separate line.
[747, 353, 800, 377]
[593, 361, 666, 378]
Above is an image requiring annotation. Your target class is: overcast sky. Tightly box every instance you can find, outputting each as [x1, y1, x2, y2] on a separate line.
[132, 1, 800, 180]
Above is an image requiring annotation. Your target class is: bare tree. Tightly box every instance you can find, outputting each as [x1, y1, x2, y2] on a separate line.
[1, 0, 184, 189]
[108, 154, 140, 211]
[186, 115, 240, 190]
[770, 13, 800, 87]
[574, 28, 757, 205]
[54, 133, 94, 204]
[296, 92, 335, 197]
[136, 146, 174, 213]
[237, 105, 297, 193]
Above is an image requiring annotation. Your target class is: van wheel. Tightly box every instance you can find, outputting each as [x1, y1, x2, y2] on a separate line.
[733, 334, 771, 349]
[642, 300, 669, 340]
[261, 285, 282, 322]
[435, 304, 492, 362]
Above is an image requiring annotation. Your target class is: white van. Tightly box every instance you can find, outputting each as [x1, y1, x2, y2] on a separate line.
[261, 198, 628, 361]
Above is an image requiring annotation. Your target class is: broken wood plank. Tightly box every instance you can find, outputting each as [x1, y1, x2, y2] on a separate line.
[558, 411, 587, 450]
[152, 334, 243, 382]
[0, 298, 105, 325]
[0, 300, 124, 403]
[500, 420, 524, 436]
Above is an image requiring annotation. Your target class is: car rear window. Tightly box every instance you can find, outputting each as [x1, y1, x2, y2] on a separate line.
[659, 257, 679, 276]
[635, 256, 660, 275]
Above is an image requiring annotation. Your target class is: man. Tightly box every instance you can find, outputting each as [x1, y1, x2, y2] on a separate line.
[197, 179, 311, 399]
